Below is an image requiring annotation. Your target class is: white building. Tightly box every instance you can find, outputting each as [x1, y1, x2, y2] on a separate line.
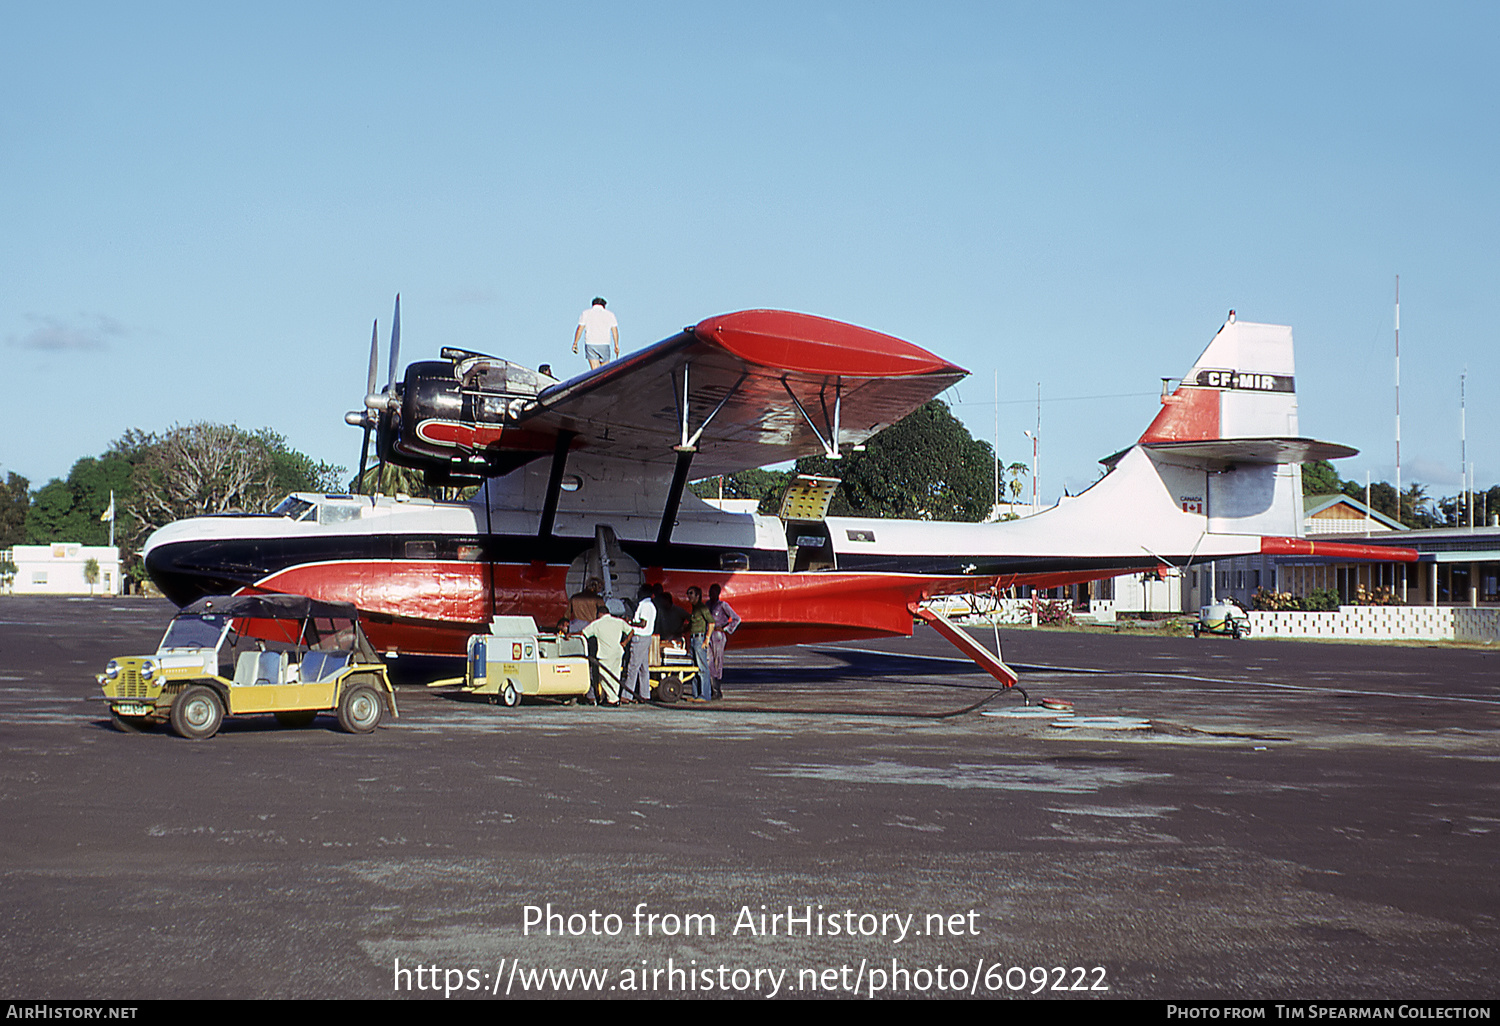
[3, 544, 123, 595]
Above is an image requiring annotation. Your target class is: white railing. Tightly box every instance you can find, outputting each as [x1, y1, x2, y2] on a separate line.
[1248, 606, 1500, 642]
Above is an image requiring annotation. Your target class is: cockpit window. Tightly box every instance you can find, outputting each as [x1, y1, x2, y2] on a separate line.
[318, 502, 363, 526]
[272, 496, 317, 521]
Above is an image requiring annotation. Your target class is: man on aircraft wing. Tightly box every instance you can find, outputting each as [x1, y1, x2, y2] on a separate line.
[572, 296, 619, 369]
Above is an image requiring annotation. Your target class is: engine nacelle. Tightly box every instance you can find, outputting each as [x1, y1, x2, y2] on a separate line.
[373, 354, 560, 484]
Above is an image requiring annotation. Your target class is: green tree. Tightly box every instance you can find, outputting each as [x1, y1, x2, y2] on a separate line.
[796, 400, 995, 521]
[0, 472, 29, 548]
[689, 467, 794, 515]
[349, 463, 439, 500]
[1351, 480, 1400, 522]
[1400, 483, 1437, 529]
[1302, 460, 1446, 528]
[257, 429, 344, 496]
[24, 453, 136, 546]
[1301, 460, 1341, 497]
[688, 400, 994, 520]
[13, 427, 336, 588]
[83, 557, 100, 595]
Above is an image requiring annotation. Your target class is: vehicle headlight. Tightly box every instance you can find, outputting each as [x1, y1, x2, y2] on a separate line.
[104, 660, 120, 680]
[140, 659, 157, 681]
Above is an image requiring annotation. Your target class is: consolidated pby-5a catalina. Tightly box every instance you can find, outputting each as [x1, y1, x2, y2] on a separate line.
[142, 302, 1415, 684]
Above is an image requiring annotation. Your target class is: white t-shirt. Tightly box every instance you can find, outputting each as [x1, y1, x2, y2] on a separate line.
[630, 598, 656, 638]
[578, 305, 618, 347]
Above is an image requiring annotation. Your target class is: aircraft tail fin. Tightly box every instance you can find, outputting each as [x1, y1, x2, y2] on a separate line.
[1105, 314, 1353, 539]
[1139, 313, 1299, 446]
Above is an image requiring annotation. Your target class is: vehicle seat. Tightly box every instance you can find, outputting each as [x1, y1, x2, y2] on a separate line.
[232, 650, 283, 686]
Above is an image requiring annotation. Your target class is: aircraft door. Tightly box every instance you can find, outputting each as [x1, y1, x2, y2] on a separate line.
[786, 520, 836, 572]
[776, 474, 840, 573]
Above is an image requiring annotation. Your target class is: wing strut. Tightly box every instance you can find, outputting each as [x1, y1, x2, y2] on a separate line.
[537, 430, 576, 539]
[670, 364, 749, 451]
[912, 605, 1024, 695]
[655, 363, 747, 546]
[782, 376, 843, 459]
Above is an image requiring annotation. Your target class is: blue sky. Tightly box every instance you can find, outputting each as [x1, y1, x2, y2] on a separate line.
[4, 2, 1496, 507]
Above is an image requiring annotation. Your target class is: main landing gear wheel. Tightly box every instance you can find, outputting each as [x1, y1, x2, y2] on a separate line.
[337, 685, 384, 734]
[170, 686, 224, 740]
[275, 710, 317, 728]
[500, 681, 521, 707]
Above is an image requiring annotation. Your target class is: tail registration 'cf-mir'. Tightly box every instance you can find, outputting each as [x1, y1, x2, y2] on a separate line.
[143, 308, 1415, 683]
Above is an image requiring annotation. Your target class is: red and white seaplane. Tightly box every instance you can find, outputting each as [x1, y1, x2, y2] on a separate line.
[142, 304, 1415, 685]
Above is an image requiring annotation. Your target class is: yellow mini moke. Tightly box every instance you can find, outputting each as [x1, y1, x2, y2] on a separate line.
[98, 594, 396, 739]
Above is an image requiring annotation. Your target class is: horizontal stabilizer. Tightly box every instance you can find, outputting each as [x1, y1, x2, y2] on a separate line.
[1137, 437, 1356, 466]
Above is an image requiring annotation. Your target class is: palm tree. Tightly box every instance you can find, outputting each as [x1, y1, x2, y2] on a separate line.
[1006, 462, 1029, 501]
[83, 557, 100, 596]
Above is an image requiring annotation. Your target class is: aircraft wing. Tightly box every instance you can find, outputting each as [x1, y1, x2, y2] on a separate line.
[512, 310, 966, 478]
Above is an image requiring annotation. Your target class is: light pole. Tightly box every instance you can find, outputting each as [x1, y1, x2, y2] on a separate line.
[1023, 430, 1039, 514]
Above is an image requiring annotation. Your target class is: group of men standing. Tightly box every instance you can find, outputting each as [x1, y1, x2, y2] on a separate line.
[567, 580, 741, 707]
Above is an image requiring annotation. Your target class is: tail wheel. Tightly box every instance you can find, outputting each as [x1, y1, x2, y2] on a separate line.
[337, 685, 384, 734]
[170, 686, 224, 740]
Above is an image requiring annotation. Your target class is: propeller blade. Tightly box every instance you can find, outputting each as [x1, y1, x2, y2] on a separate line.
[386, 293, 401, 391]
[367, 318, 379, 398]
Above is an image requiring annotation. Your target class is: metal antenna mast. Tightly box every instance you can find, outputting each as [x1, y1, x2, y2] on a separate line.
[1394, 275, 1401, 525]
[1394, 277, 1409, 600]
[993, 369, 999, 512]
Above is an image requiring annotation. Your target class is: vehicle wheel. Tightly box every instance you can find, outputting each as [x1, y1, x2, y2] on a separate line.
[1232, 623, 1244, 639]
[337, 685, 384, 734]
[274, 710, 317, 728]
[500, 681, 521, 707]
[170, 686, 224, 740]
[655, 675, 682, 704]
[1192, 624, 1201, 638]
[110, 711, 153, 733]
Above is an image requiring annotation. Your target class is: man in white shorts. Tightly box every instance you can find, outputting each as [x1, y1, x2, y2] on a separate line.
[573, 297, 619, 369]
